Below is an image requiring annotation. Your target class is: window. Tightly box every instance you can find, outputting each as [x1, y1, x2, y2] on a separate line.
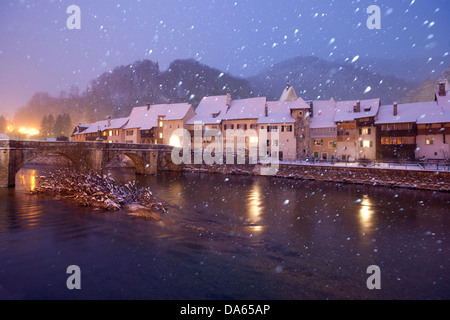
[126, 130, 134, 136]
[426, 138, 434, 145]
[249, 137, 258, 144]
[381, 137, 415, 145]
[328, 141, 337, 148]
[381, 123, 413, 131]
[281, 125, 293, 132]
[159, 133, 163, 139]
[267, 126, 278, 132]
[313, 139, 323, 146]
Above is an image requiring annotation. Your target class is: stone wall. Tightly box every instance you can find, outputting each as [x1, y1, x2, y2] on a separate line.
[176, 163, 450, 192]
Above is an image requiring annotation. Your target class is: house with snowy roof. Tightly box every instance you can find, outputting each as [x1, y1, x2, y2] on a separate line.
[185, 94, 230, 150]
[124, 102, 195, 145]
[72, 116, 130, 143]
[257, 100, 303, 161]
[309, 100, 338, 160]
[334, 98, 381, 161]
[375, 102, 421, 161]
[375, 83, 450, 161]
[415, 82, 450, 160]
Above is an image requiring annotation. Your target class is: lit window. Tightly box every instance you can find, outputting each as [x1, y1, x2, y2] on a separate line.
[169, 135, 181, 148]
[249, 136, 258, 144]
[363, 140, 371, 148]
[159, 133, 163, 139]
[426, 138, 434, 145]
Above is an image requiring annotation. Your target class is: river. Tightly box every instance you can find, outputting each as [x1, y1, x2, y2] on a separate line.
[0, 165, 448, 300]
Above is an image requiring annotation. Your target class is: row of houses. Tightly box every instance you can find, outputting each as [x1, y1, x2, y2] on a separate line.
[72, 80, 450, 162]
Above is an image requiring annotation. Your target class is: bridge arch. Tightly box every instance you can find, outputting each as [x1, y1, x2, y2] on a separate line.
[102, 150, 157, 175]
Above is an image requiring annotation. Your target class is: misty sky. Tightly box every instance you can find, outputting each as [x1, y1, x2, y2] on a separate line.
[0, 0, 449, 116]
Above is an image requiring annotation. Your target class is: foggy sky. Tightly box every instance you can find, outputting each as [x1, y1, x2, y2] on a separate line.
[0, 0, 449, 116]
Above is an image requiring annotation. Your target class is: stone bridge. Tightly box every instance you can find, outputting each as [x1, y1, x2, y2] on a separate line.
[0, 140, 175, 188]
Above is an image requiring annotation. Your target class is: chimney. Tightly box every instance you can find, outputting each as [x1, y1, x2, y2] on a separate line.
[356, 100, 361, 113]
[439, 81, 446, 97]
[265, 103, 269, 117]
[107, 116, 111, 127]
[309, 100, 314, 117]
[147, 103, 150, 111]
[167, 99, 172, 104]
[393, 102, 398, 116]
[226, 93, 231, 110]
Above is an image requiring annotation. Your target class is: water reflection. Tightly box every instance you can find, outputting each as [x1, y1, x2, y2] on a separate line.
[246, 181, 264, 233]
[359, 195, 374, 235]
[13, 168, 45, 229]
[17, 169, 37, 192]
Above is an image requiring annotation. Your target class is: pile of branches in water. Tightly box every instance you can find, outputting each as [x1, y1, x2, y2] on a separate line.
[30, 168, 167, 215]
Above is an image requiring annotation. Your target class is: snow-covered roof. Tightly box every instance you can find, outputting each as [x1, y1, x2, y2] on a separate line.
[279, 85, 298, 102]
[334, 98, 380, 122]
[223, 97, 267, 121]
[77, 117, 129, 135]
[258, 112, 296, 124]
[125, 103, 192, 130]
[257, 101, 296, 124]
[375, 101, 450, 125]
[186, 95, 229, 125]
[0, 133, 9, 140]
[309, 100, 337, 129]
[417, 105, 450, 124]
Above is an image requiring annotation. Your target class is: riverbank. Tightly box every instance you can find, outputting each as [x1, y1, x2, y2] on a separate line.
[176, 163, 450, 192]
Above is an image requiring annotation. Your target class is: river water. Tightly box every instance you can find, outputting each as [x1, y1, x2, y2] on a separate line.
[0, 165, 448, 300]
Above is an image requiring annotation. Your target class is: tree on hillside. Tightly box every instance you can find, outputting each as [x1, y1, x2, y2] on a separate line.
[53, 113, 73, 138]
[39, 114, 55, 140]
[0, 115, 7, 133]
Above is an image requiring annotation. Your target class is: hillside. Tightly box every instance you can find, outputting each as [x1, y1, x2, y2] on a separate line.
[248, 56, 416, 104]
